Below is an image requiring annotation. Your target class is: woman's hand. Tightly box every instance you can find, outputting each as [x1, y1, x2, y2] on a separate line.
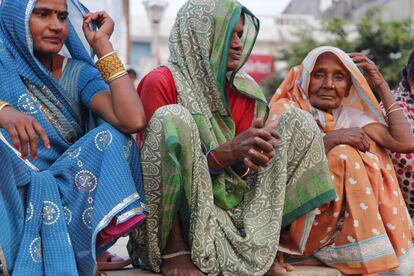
[82, 12, 115, 58]
[324, 128, 370, 153]
[233, 119, 280, 170]
[349, 53, 387, 91]
[210, 119, 281, 172]
[0, 107, 50, 160]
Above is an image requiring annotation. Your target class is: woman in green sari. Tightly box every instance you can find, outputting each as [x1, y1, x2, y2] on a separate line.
[128, 0, 336, 275]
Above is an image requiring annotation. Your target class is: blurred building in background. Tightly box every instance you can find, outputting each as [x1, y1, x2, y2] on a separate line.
[284, 0, 413, 21]
[81, 0, 130, 63]
[129, 0, 289, 83]
[81, 0, 414, 84]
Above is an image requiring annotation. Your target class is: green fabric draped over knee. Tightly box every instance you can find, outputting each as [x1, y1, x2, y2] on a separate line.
[128, 105, 335, 275]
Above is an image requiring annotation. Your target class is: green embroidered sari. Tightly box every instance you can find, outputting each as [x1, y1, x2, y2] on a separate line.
[128, 0, 336, 274]
[167, 0, 267, 210]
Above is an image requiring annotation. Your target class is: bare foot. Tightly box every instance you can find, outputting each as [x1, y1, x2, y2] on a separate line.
[161, 217, 204, 275]
[265, 252, 294, 275]
[161, 254, 204, 276]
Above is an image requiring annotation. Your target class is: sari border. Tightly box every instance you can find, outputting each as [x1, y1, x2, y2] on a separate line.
[0, 132, 40, 171]
[0, 247, 10, 276]
[91, 192, 146, 269]
[25, 0, 35, 55]
[282, 189, 337, 228]
[117, 207, 145, 224]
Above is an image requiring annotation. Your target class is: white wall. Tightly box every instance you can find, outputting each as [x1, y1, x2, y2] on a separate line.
[129, 0, 292, 77]
[80, 0, 128, 63]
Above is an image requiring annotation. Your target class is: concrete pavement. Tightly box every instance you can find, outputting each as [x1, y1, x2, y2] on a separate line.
[105, 237, 343, 275]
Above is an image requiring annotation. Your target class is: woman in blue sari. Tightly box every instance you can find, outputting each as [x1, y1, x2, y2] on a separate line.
[0, 0, 147, 274]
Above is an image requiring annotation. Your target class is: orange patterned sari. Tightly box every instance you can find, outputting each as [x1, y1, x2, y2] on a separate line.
[269, 46, 414, 275]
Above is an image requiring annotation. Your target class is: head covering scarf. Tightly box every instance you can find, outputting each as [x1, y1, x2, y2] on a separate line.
[269, 46, 386, 132]
[0, 0, 96, 144]
[166, 0, 267, 209]
[0, 1, 146, 275]
[271, 47, 414, 275]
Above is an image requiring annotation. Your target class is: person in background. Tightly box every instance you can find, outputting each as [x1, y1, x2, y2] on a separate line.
[127, 68, 138, 89]
[268, 46, 414, 275]
[383, 50, 414, 223]
[0, 0, 147, 274]
[127, 0, 336, 275]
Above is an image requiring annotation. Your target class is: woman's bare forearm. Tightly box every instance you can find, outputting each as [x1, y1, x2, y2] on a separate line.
[376, 83, 414, 151]
[94, 39, 146, 132]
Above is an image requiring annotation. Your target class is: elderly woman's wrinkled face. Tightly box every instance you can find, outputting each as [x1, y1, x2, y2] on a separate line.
[309, 53, 352, 113]
[30, 0, 68, 55]
[227, 15, 245, 72]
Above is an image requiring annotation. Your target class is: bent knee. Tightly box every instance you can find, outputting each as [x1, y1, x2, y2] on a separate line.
[82, 123, 131, 148]
[278, 108, 321, 137]
[152, 105, 192, 122]
[147, 104, 198, 134]
[327, 144, 361, 165]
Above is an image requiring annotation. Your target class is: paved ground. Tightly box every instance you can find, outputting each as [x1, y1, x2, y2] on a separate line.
[105, 237, 159, 276]
[105, 237, 343, 276]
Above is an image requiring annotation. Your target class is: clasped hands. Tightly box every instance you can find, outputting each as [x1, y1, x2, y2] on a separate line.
[324, 127, 371, 153]
[212, 119, 280, 172]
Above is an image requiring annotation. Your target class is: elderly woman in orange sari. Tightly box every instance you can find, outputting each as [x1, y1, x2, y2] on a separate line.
[268, 46, 414, 275]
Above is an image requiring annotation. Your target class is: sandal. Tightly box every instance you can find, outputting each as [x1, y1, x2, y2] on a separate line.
[96, 250, 131, 271]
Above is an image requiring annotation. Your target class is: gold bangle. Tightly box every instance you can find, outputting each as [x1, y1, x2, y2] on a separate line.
[385, 102, 398, 114]
[386, 107, 404, 117]
[107, 70, 128, 83]
[98, 51, 116, 61]
[96, 51, 126, 83]
[0, 101, 10, 112]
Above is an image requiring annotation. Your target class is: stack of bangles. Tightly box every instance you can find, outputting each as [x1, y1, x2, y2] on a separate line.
[208, 150, 250, 178]
[95, 51, 128, 84]
[0, 100, 10, 112]
[385, 102, 403, 117]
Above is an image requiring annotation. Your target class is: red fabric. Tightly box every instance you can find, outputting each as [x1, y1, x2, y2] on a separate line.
[224, 81, 255, 136]
[137, 66, 254, 138]
[96, 214, 146, 247]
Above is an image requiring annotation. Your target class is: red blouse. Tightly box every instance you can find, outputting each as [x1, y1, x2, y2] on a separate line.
[138, 66, 254, 136]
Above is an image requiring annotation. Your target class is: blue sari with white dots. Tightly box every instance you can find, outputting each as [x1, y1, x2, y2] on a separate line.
[0, 0, 146, 275]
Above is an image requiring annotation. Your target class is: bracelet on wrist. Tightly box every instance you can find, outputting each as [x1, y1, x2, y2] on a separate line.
[96, 51, 127, 84]
[0, 100, 10, 112]
[386, 107, 404, 117]
[241, 167, 250, 178]
[385, 102, 398, 114]
[206, 150, 224, 177]
[208, 149, 226, 169]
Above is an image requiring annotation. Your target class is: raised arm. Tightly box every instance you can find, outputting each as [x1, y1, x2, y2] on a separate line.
[350, 53, 414, 153]
[83, 12, 146, 133]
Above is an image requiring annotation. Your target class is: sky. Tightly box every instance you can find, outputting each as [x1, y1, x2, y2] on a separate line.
[131, 0, 291, 17]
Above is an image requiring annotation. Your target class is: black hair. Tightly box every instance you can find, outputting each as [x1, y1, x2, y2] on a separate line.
[127, 68, 137, 78]
[402, 50, 414, 91]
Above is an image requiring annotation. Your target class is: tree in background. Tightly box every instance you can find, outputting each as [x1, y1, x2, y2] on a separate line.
[261, 9, 413, 100]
